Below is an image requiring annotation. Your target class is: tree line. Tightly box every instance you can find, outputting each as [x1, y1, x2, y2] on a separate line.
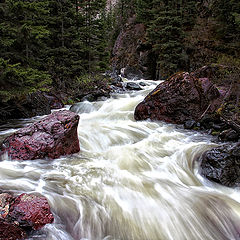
[135, 0, 240, 78]
[0, 0, 239, 103]
[0, 0, 109, 102]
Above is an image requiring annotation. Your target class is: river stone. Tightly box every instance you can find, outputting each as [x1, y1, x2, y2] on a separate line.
[184, 120, 196, 129]
[121, 66, 143, 80]
[9, 193, 54, 230]
[134, 72, 222, 124]
[126, 82, 142, 91]
[1, 110, 80, 160]
[199, 143, 240, 187]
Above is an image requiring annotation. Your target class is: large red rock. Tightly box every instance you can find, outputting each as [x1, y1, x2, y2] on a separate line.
[1, 110, 80, 160]
[134, 72, 223, 124]
[0, 193, 26, 240]
[9, 193, 54, 230]
[0, 192, 53, 239]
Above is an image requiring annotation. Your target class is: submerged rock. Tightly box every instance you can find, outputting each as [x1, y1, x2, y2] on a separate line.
[80, 90, 110, 102]
[134, 72, 223, 124]
[199, 143, 240, 187]
[0, 192, 53, 240]
[1, 110, 80, 160]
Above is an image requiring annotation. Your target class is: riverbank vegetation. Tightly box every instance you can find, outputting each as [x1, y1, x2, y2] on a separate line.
[0, 0, 110, 102]
[0, 0, 239, 122]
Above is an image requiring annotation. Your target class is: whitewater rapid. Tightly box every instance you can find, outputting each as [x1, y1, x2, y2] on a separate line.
[0, 79, 240, 240]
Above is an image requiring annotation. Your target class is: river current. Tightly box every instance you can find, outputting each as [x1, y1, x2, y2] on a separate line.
[0, 79, 240, 240]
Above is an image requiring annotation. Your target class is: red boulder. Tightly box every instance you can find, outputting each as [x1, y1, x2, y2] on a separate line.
[134, 72, 223, 124]
[1, 110, 80, 160]
[9, 193, 54, 230]
[0, 192, 53, 239]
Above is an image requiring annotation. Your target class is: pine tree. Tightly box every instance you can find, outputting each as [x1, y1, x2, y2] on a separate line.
[0, 0, 52, 101]
[0, 0, 50, 65]
[137, 0, 188, 78]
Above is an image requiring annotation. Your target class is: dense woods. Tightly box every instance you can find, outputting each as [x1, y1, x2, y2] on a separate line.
[136, 0, 240, 78]
[0, 0, 109, 102]
[0, 0, 239, 121]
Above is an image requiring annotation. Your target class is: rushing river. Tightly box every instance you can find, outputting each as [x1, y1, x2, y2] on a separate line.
[1, 79, 240, 240]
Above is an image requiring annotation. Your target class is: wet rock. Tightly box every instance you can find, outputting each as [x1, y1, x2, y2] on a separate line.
[111, 76, 123, 86]
[134, 72, 223, 124]
[0, 90, 65, 125]
[105, 69, 122, 85]
[0, 193, 13, 219]
[126, 82, 142, 91]
[199, 114, 215, 129]
[121, 66, 143, 80]
[0, 219, 27, 240]
[199, 143, 240, 187]
[0, 91, 51, 123]
[80, 90, 110, 102]
[184, 120, 196, 129]
[212, 122, 227, 131]
[0, 192, 53, 240]
[139, 82, 146, 87]
[109, 84, 125, 94]
[219, 129, 239, 142]
[1, 110, 80, 160]
[9, 193, 54, 230]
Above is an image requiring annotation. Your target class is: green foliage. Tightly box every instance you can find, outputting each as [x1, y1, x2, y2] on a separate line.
[0, 58, 52, 102]
[75, 73, 110, 91]
[0, 0, 111, 103]
[137, 0, 189, 78]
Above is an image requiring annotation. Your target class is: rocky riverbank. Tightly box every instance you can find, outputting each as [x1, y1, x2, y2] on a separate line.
[1, 110, 80, 160]
[133, 65, 240, 188]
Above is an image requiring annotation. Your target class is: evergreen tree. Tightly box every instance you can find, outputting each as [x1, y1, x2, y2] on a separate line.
[136, 0, 188, 78]
[0, 58, 52, 102]
[0, 0, 52, 100]
[0, 0, 50, 65]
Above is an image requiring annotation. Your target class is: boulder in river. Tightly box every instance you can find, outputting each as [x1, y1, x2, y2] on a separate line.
[9, 193, 54, 230]
[0, 192, 53, 240]
[134, 72, 223, 124]
[199, 142, 240, 187]
[126, 82, 142, 91]
[1, 110, 80, 160]
[121, 66, 143, 80]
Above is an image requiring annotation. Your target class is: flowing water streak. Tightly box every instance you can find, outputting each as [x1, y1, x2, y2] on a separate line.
[0, 80, 240, 240]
